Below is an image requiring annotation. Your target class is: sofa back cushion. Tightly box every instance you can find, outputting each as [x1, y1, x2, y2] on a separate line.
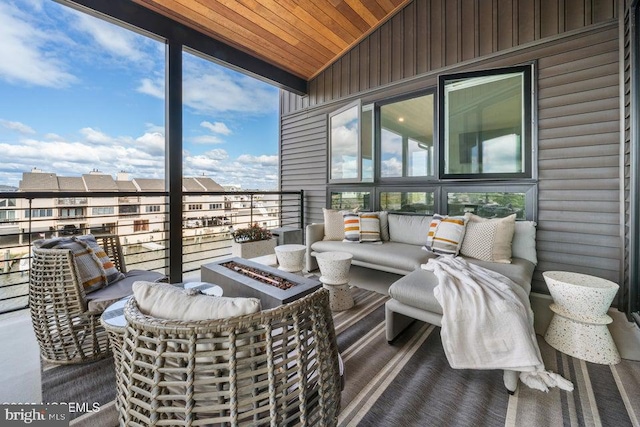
[512, 221, 537, 265]
[388, 214, 433, 246]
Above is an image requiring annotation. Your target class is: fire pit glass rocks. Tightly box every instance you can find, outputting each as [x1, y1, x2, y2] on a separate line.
[201, 257, 321, 310]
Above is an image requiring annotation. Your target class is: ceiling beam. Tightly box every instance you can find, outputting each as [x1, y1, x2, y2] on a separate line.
[57, 0, 308, 95]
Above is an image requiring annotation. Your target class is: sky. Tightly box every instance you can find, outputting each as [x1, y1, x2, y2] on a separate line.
[0, 0, 280, 190]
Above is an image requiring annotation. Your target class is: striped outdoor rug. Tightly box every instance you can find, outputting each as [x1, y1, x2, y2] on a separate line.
[338, 288, 640, 427]
[41, 287, 640, 426]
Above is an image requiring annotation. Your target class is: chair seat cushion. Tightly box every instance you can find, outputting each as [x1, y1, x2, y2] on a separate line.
[388, 257, 535, 315]
[85, 270, 165, 313]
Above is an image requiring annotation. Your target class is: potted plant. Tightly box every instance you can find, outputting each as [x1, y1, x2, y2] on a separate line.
[231, 223, 277, 259]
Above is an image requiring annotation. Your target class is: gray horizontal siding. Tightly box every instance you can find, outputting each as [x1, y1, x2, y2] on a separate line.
[280, 112, 328, 225]
[280, 2, 622, 297]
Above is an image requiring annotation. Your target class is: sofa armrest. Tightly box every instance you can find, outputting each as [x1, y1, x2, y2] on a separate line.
[306, 223, 324, 272]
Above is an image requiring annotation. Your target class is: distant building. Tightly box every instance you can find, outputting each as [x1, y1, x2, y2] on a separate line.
[0, 169, 279, 246]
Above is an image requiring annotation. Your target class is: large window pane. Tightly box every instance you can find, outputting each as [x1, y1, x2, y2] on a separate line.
[380, 93, 434, 178]
[330, 104, 359, 181]
[441, 66, 531, 177]
[448, 192, 526, 219]
[380, 191, 434, 214]
[330, 191, 371, 211]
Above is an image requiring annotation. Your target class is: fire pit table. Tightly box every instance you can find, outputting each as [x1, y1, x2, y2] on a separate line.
[201, 257, 322, 310]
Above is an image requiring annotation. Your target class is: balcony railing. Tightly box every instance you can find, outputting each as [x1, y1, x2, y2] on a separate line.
[0, 190, 304, 315]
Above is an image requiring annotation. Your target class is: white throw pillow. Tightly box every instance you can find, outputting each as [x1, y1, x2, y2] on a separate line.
[133, 281, 261, 321]
[460, 214, 516, 263]
[323, 208, 346, 241]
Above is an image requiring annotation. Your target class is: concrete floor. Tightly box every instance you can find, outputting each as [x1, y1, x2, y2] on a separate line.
[2, 264, 639, 406]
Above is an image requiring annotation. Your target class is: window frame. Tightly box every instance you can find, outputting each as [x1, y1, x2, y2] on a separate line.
[438, 64, 534, 180]
[440, 183, 537, 221]
[326, 185, 375, 211]
[376, 89, 437, 184]
[376, 186, 440, 215]
[328, 100, 362, 183]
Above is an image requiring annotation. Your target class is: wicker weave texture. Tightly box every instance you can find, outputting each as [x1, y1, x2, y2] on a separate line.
[28, 235, 124, 364]
[120, 288, 341, 426]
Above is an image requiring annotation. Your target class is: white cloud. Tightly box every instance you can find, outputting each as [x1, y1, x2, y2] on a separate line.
[79, 127, 113, 144]
[237, 154, 278, 167]
[1, 120, 35, 135]
[138, 60, 278, 116]
[137, 78, 164, 98]
[184, 149, 278, 189]
[381, 157, 402, 177]
[71, 10, 148, 64]
[201, 121, 232, 135]
[192, 135, 224, 145]
[0, 3, 76, 88]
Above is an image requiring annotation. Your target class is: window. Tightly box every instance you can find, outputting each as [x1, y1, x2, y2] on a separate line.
[330, 191, 371, 211]
[0, 211, 16, 222]
[445, 185, 536, 219]
[329, 103, 373, 182]
[379, 191, 435, 215]
[25, 209, 53, 218]
[0, 199, 16, 207]
[326, 65, 536, 220]
[439, 65, 532, 178]
[119, 205, 139, 215]
[188, 204, 202, 210]
[92, 207, 114, 215]
[380, 92, 435, 179]
[134, 219, 149, 232]
[145, 205, 161, 213]
[59, 208, 83, 218]
[209, 203, 222, 210]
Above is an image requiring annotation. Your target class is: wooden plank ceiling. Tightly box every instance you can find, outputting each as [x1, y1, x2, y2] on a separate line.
[131, 0, 411, 80]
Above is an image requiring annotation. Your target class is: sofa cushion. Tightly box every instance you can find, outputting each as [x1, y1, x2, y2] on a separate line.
[85, 269, 166, 312]
[311, 240, 435, 272]
[512, 221, 537, 265]
[388, 257, 535, 314]
[460, 214, 516, 263]
[388, 214, 433, 246]
[133, 281, 261, 321]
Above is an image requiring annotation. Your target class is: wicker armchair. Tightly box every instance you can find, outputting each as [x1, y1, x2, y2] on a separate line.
[28, 234, 158, 364]
[119, 288, 341, 427]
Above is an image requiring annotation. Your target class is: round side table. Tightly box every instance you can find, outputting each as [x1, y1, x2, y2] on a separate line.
[274, 244, 307, 274]
[543, 271, 621, 365]
[313, 251, 354, 311]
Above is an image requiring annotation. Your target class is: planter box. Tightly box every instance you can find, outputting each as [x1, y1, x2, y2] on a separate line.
[231, 238, 277, 259]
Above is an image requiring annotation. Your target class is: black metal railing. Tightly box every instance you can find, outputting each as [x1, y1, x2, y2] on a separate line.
[0, 190, 304, 315]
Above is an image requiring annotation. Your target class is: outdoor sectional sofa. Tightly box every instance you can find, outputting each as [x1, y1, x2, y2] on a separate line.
[305, 211, 539, 393]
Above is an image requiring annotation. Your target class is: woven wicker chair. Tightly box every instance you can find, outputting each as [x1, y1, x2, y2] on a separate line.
[29, 234, 131, 364]
[119, 288, 341, 427]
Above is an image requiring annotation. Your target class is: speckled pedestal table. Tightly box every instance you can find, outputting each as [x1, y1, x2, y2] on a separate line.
[543, 271, 621, 365]
[274, 244, 307, 274]
[313, 251, 354, 311]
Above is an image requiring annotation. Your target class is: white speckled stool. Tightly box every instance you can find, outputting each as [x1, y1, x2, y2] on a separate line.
[543, 271, 621, 365]
[313, 251, 354, 311]
[274, 244, 307, 274]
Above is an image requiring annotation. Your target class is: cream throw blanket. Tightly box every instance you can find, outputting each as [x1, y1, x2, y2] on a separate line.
[421, 256, 573, 392]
